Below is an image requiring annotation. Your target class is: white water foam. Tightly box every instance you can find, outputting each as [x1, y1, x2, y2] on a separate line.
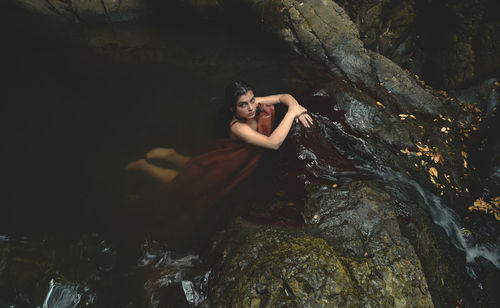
[393, 171, 500, 269]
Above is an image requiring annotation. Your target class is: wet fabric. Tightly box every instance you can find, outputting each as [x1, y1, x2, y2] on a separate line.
[151, 104, 275, 238]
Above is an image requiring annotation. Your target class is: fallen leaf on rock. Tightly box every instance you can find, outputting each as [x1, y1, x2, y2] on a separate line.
[376, 101, 385, 108]
[429, 152, 444, 164]
[416, 152, 423, 156]
[416, 143, 430, 152]
[491, 197, 500, 207]
[400, 148, 410, 154]
[409, 114, 416, 119]
[441, 127, 450, 133]
[331, 184, 338, 188]
[444, 174, 452, 183]
[437, 90, 448, 97]
[461, 151, 468, 158]
[463, 160, 468, 168]
[429, 167, 438, 178]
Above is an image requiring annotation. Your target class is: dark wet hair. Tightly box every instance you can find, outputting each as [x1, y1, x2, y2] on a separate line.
[216, 80, 256, 137]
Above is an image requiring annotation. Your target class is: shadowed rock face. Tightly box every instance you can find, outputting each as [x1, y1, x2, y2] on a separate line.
[10, 0, 499, 88]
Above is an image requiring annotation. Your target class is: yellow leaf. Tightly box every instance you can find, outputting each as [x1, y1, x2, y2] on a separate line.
[409, 114, 416, 119]
[444, 173, 452, 183]
[441, 127, 449, 133]
[429, 167, 438, 178]
[416, 151, 423, 156]
[416, 143, 430, 152]
[400, 148, 410, 154]
[399, 114, 409, 118]
[376, 101, 385, 108]
[461, 151, 468, 158]
[331, 184, 338, 188]
[463, 160, 468, 168]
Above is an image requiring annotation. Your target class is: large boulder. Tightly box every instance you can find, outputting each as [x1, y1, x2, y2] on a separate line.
[210, 222, 433, 307]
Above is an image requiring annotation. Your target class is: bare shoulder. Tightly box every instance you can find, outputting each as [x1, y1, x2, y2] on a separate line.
[230, 121, 253, 134]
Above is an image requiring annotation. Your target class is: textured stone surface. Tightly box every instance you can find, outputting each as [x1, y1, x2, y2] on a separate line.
[210, 223, 433, 308]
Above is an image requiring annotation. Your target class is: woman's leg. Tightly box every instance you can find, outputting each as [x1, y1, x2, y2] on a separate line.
[145, 148, 191, 168]
[125, 159, 179, 184]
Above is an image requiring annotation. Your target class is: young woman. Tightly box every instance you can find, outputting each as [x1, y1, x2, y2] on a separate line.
[125, 81, 312, 239]
[125, 81, 312, 185]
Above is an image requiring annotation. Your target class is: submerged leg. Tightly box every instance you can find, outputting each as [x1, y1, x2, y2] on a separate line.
[145, 148, 191, 168]
[125, 159, 179, 184]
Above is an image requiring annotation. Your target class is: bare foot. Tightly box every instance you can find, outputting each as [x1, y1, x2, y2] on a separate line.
[146, 148, 177, 161]
[124, 158, 148, 172]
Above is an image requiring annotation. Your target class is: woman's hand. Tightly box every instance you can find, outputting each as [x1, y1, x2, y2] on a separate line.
[295, 113, 313, 128]
[288, 104, 307, 117]
[288, 104, 313, 128]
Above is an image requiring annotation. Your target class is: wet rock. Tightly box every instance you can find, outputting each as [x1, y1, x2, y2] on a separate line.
[418, 0, 500, 89]
[210, 216, 433, 307]
[210, 226, 362, 307]
[303, 181, 434, 307]
[336, 0, 418, 66]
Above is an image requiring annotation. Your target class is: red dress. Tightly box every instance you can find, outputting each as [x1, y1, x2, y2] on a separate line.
[151, 104, 276, 238]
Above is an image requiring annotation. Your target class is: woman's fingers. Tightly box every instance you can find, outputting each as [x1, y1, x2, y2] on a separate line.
[298, 114, 310, 128]
[305, 114, 313, 125]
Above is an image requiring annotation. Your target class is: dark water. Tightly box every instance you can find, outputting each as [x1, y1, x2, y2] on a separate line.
[0, 5, 333, 306]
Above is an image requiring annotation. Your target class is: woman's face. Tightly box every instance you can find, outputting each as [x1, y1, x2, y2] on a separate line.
[235, 90, 257, 120]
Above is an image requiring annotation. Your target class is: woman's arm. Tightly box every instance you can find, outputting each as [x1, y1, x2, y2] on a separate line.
[230, 104, 307, 150]
[256, 94, 313, 128]
[255, 94, 298, 107]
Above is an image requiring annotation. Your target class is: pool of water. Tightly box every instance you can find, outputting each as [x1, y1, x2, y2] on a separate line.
[1, 6, 330, 237]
